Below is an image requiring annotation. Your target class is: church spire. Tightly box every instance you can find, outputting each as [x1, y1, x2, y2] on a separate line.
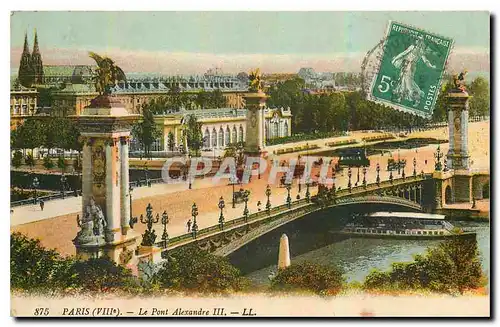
[18, 31, 34, 88]
[31, 29, 44, 85]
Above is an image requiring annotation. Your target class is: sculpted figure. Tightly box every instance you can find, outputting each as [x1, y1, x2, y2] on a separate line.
[248, 68, 263, 93]
[453, 69, 468, 92]
[74, 197, 107, 245]
[88, 52, 126, 95]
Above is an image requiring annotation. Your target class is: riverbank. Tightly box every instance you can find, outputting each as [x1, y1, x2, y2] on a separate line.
[11, 291, 489, 317]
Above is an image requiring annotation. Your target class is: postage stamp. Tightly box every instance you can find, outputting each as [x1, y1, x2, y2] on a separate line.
[370, 21, 454, 117]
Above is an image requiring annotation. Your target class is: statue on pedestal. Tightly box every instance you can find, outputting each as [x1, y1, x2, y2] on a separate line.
[248, 68, 263, 93]
[88, 51, 126, 95]
[74, 197, 107, 245]
[452, 69, 468, 93]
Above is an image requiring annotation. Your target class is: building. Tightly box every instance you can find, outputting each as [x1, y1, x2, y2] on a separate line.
[42, 65, 94, 86]
[10, 83, 38, 129]
[130, 107, 292, 153]
[50, 78, 248, 117]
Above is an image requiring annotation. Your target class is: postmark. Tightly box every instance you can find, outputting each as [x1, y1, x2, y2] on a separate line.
[370, 21, 454, 117]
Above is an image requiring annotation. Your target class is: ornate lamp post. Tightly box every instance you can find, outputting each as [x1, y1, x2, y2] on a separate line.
[389, 169, 394, 184]
[402, 166, 406, 179]
[434, 145, 443, 171]
[242, 190, 250, 223]
[265, 184, 272, 214]
[305, 179, 311, 203]
[129, 184, 134, 222]
[218, 196, 225, 230]
[60, 174, 67, 199]
[356, 167, 360, 186]
[161, 211, 169, 248]
[143, 163, 150, 187]
[376, 163, 380, 186]
[362, 166, 367, 188]
[397, 147, 401, 175]
[413, 157, 417, 177]
[140, 203, 160, 246]
[347, 166, 352, 192]
[285, 183, 292, 208]
[230, 174, 237, 208]
[32, 176, 39, 204]
[191, 202, 199, 239]
[332, 168, 336, 193]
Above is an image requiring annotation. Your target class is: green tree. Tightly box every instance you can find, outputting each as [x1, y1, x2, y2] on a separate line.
[155, 246, 246, 293]
[12, 151, 23, 168]
[184, 114, 203, 157]
[25, 153, 35, 169]
[363, 237, 484, 294]
[43, 156, 54, 169]
[271, 262, 345, 295]
[57, 156, 66, 172]
[132, 106, 161, 159]
[15, 118, 46, 157]
[10, 232, 63, 290]
[468, 77, 490, 117]
[209, 89, 228, 108]
[167, 131, 175, 152]
[68, 257, 136, 292]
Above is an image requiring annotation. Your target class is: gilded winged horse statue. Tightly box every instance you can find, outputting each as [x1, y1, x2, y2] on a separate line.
[88, 51, 126, 95]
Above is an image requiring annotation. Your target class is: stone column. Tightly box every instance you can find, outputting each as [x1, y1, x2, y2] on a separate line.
[447, 109, 454, 169]
[105, 139, 121, 241]
[81, 139, 93, 209]
[446, 90, 471, 171]
[244, 91, 267, 154]
[120, 136, 130, 235]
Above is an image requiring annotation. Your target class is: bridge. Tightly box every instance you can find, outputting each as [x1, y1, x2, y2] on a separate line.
[153, 173, 431, 258]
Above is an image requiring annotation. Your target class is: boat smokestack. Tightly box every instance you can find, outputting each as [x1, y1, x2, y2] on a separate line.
[278, 234, 291, 270]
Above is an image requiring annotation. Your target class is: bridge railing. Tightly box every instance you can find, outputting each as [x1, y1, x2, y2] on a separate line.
[164, 198, 310, 248]
[163, 175, 429, 249]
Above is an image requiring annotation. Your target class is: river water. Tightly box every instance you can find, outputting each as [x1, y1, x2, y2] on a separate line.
[245, 221, 490, 286]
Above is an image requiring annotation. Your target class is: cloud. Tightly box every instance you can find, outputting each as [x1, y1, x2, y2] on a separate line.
[10, 46, 489, 75]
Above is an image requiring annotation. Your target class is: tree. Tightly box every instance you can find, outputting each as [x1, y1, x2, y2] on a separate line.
[155, 246, 246, 293]
[363, 236, 484, 294]
[12, 151, 23, 168]
[184, 114, 203, 157]
[167, 131, 175, 152]
[468, 77, 490, 117]
[43, 156, 54, 169]
[25, 153, 35, 169]
[132, 106, 161, 159]
[271, 262, 345, 295]
[209, 89, 228, 108]
[57, 156, 66, 172]
[11, 232, 63, 290]
[15, 118, 45, 157]
[69, 257, 136, 292]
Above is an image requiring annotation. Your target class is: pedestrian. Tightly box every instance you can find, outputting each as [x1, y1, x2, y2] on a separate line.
[187, 219, 192, 233]
[39, 200, 45, 211]
[425, 159, 428, 165]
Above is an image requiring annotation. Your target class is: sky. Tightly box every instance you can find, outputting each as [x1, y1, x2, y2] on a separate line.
[10, 11, 490, 75]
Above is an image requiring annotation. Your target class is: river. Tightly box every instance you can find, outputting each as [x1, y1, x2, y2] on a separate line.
[244, 220, 490, 286]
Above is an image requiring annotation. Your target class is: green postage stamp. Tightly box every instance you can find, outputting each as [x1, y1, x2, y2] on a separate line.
[370, 21, 454, 117]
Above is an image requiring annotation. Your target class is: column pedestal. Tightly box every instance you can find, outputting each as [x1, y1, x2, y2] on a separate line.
[72, 95, 140, 264]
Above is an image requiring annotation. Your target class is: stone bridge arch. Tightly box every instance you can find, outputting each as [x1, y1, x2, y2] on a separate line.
[209, 195, 423, 257]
